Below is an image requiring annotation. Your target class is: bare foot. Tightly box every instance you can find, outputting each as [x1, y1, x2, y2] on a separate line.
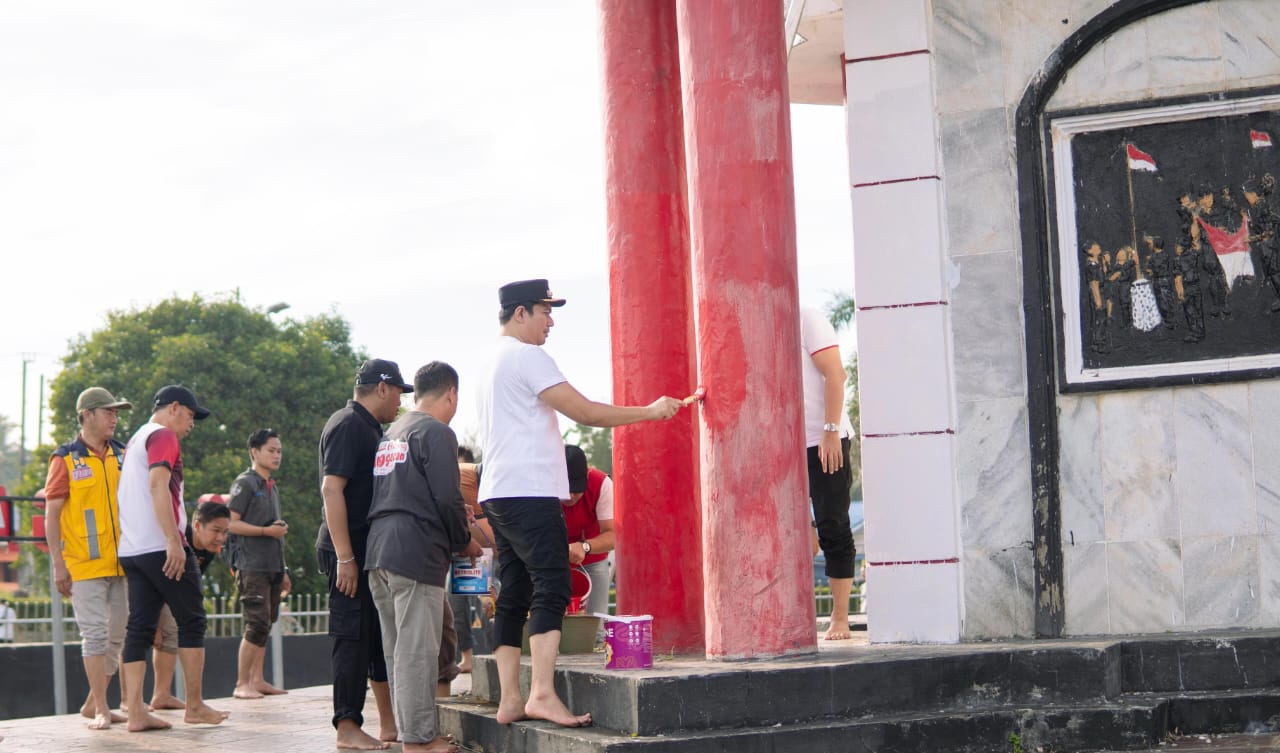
[524, 693, 590, 728]
[183, 702, 229, 725]
[336, 724, 391, 750]
[149, 695, 186, 710]
[119, 700, 153, 713]
[253, 681, 288, 695]
[824, 624, 852, 641]
[86, 712, 115, 730]
[457, 662, 472, 674]
[404, 736, 460, 753]
[232, 684, 264, 699]
[379, 721, 398, 743]
[127, 711, 173, 732]
[81, 707, 126, 724]
[495, 697, 529, 725]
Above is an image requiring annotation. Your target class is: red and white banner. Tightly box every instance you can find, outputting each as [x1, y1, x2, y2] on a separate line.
[1198, 214, 1255, 288]
[1126, 143, 1157, 172]
[1252, 129, 1273, 149]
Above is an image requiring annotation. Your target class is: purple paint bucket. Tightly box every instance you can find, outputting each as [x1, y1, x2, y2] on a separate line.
[603, 614, 653, 670]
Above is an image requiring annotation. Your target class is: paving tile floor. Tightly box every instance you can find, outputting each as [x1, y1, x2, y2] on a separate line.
[0, 674, 472, 753]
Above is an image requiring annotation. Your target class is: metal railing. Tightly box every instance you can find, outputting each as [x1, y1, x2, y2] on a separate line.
[3, 586, 864, 644]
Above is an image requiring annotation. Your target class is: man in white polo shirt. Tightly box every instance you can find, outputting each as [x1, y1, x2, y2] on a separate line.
[800, 306, 857, 641]
[476, 278, 682, 728]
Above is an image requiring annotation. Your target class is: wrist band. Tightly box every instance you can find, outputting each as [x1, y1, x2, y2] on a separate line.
[337, 556, 355, 565]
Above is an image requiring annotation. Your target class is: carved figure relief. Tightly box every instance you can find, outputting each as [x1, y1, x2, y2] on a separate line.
[1048, 92, 1280, 389]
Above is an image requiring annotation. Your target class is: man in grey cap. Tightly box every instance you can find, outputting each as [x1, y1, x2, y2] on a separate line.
[476, 279, 683, 728]
[43, 387, 133, 729]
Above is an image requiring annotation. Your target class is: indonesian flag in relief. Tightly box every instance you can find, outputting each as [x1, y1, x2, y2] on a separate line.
[1197, 214, 1256, 289]
[1126, 143, 1158, 172]
[1252, 130, 1273, 149]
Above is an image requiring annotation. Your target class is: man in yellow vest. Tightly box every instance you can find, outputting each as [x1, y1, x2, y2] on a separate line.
[44, 387, 133, 730]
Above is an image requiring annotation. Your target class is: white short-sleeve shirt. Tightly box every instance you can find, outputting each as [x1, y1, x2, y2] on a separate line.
[800, 306, 854, 448]
[476, 336, 570, 501]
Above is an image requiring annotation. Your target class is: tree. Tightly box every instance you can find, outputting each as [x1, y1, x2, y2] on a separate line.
[565, 423, 613, 476]
[42, 295, 364, 594]
[825, 292, 862, 500]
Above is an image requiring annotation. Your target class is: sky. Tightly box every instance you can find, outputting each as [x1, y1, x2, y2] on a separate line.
[0, 1, 854, 453]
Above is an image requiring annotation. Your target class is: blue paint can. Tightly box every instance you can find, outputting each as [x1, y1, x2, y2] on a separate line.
[450, 549, 491, 595]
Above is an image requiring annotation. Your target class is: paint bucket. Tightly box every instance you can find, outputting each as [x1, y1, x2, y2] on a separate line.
[449, 548, 491, 595]
[603, 614, 653, 670]
[567, 565, 591, 615]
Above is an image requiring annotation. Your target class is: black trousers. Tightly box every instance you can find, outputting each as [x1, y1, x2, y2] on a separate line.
[317, 547, 387, 729]
[120, 550, 206, 663]
[484, 497, 571, 649]
[807, 438, 857, 580]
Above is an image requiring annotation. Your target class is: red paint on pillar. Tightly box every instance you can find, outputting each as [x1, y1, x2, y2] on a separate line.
[600, 0, 705, 654]
[676, 0, 816, 659]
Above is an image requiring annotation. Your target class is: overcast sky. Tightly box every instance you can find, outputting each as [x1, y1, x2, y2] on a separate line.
[0, 1, 854, 453]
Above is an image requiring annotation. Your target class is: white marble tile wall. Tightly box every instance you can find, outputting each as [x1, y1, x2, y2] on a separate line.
[1174, 385, 1254, 539]
[844, 0, 962, 643]
[938, 107, 1018, 258]
[949, 252, 1026, 402]
[861, 433, 958, 563]
[916, 0, 1280, 639]
[1047, 0, 1280, 111]
[845, 54, 939, 184]
[856, 305, 953, 436]
[868, 561, 963, 644]
[850, 179, 946, 309]
[844, 0, 930, 61]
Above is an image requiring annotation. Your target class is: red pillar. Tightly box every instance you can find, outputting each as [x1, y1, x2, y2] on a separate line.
[600, 0, 705, 654]
[676, 0, 815, 659]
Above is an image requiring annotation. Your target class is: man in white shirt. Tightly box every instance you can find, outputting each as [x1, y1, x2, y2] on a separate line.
[476, 278, 682, 728]
[800, 307, 857, 641]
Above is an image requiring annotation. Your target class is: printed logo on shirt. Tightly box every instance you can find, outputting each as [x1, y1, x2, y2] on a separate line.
[373, 439, 409, 476]
[71, 464, 94, 481]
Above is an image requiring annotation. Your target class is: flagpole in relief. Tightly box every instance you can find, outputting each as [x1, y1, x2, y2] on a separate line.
[1125, 141, 1138, 251]
[1123, 141, 1163, 332]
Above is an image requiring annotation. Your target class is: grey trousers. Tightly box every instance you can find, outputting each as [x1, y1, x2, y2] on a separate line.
[369, 569, 445, 745]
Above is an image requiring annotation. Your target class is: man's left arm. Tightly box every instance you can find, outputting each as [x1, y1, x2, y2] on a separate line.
[422, 428, 472, 554]
[811, 345, 847, 474]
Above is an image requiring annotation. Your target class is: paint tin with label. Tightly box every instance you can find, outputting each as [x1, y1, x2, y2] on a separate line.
[449, 548, 491, 595]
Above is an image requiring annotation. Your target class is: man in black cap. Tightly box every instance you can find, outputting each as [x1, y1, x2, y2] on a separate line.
[316, 358, 413, 750]
[115, 384, 227, 733]
[476, 279, 683, 728]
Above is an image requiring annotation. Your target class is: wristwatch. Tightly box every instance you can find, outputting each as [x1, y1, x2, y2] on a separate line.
[582, 541, 593, 555]
[822, 423, 840, 433]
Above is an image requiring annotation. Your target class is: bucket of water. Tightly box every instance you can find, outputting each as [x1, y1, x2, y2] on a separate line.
[603, 614, 653, 670]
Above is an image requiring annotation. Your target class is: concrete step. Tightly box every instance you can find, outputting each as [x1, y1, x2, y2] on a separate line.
[439, 696, 1168, 753]
[467, 642, 1120, 735]
[1121, 632, 1280, 693]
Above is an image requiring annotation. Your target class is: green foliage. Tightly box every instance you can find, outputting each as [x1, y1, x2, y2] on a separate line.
[565, 423, 613, 475]
[1009, 732, 1025, 753]
[44, 294, 365, 594]
[825, 291, 862, 501]
[0, 415, 24, 490]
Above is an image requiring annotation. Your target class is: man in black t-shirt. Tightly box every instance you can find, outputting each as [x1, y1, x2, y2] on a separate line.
[316, 358, 412, 751]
